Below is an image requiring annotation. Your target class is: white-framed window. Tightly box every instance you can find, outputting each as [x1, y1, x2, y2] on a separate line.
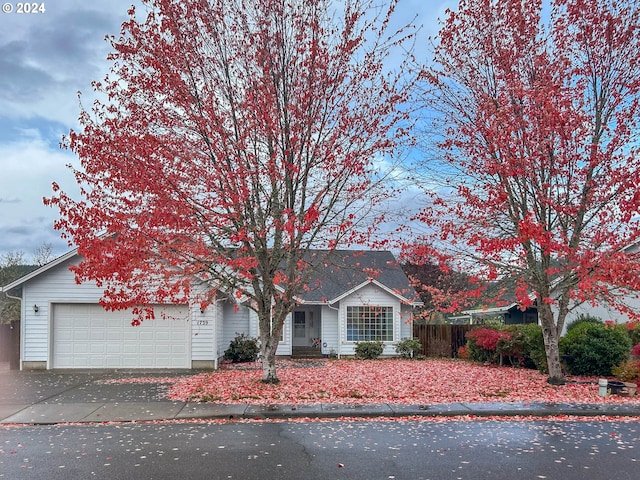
[346, 305, 393, 341]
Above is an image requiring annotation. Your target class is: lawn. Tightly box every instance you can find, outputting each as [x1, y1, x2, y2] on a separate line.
[160, 359, 640, 406]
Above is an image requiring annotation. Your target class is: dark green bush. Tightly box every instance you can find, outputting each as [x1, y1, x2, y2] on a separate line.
[354, 340, 384, 359]
[565, 314, 603, 334]
[224, 333, 259, 363]
[512, 323, 547, 373]
[395, 338, 423, 359]
[559, 322, 632, 376]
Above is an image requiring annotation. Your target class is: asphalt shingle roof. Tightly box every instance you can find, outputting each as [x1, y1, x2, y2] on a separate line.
[298, 250, 419, 304]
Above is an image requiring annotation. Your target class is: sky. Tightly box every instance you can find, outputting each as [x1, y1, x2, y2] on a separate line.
[0, 0, 455, 262]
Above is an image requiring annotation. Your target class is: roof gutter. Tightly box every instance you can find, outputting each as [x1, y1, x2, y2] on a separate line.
[3, 290, 22, 304]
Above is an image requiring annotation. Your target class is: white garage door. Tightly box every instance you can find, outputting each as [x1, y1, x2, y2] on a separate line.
[52, 304, 190, 368]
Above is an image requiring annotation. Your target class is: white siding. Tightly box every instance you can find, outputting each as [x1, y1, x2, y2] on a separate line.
[248, 308, 259, 338]
[231, 306, 291, 356]
[191, 304, 215, 361]
[338, 284, 402, 356]
[222, 301, 250, 351]
[320, 305, 339, 355]
[276, 313, 291, 356]
[553, 295, 640, 335]
[400, 304, 414, 340]
[216, 300, 225, 362]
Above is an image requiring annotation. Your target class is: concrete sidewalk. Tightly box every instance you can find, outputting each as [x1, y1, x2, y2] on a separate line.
[1, 365, 639, 425]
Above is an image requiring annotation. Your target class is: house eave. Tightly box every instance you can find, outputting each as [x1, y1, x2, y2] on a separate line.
[1, 247, 80, 292]
[319, 279, 422, 306]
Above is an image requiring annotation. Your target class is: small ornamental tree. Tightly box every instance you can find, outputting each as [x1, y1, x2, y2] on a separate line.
[0, 252, 26, 325]
[409, 0, 640, 384]
[45, 0, 416, 383]
[466, 327, 511, 364]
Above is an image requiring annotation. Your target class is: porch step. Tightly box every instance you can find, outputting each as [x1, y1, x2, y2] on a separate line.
[291, 346, 323, 359]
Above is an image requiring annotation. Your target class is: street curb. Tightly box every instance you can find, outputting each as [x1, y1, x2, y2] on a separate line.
[3, 402, 640, 426]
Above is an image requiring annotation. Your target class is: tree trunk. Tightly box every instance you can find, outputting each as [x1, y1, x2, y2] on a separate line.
[261, 340, 279, 384]
[538, 304, 565, 385]
[257, 305, 284, 384]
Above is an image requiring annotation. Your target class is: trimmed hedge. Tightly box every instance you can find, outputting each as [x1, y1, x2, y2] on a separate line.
[354, 340, 384, 359]
[559, 322, 631, 376]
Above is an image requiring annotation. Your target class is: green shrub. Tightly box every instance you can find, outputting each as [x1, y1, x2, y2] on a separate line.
[354, 340, 384, 359]
[565, 314, 603, 334]
[395, 338, 422, 359]
[512, 323, 547, 373]
[223, 333, 259, 363]
[559, 322, 632, 376]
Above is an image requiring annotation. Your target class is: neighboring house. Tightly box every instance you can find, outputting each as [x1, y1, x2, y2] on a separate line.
[453, 242, 640, 331]
[0, 248, 421, 370]
[454, 303, 538, 325]
[552, 242, 640, 333]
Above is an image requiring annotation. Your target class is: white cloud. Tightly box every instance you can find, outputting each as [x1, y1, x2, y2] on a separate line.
[0, 0, 458, 262]
[0, 128, 79, 258]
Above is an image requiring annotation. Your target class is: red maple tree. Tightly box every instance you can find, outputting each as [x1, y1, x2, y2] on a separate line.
[46, 0, 416, 382]
[408, 0, 640, 384]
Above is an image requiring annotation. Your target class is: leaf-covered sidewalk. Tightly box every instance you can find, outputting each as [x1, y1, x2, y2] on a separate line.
[159, 359, 640, 406]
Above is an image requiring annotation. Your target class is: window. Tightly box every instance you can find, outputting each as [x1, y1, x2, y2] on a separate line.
[346, 305, 393, 341]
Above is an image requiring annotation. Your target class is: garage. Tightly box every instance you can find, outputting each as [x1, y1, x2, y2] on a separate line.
[52, 304, 190, 369]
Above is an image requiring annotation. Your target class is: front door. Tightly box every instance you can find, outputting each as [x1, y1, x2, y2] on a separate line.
[293, 311, 307, 347]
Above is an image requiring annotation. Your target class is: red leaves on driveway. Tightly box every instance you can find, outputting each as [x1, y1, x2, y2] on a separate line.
[163, 359, 640, 405]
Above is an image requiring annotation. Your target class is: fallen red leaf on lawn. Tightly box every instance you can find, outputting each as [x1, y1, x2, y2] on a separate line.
[153, 359, 640, 407]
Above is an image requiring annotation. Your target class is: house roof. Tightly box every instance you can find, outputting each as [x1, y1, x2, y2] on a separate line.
[1, 247, 421, 305]
[0, 248, 79, 292]
[297, 250, 421, 305]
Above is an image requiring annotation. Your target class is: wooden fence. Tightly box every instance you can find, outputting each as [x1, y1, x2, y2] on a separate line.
[413, 324, 473, 358]
[0, 321, 20, 369]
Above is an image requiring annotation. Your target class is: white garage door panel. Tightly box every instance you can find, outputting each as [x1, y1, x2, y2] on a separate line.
[53, 304, 190, 368]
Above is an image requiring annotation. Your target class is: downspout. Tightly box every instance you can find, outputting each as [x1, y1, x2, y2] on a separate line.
[212, 301, 218, 370]
[213, 297, 228, 370]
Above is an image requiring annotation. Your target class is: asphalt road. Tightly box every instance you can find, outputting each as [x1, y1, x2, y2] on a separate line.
[1, 419, 639, 479]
